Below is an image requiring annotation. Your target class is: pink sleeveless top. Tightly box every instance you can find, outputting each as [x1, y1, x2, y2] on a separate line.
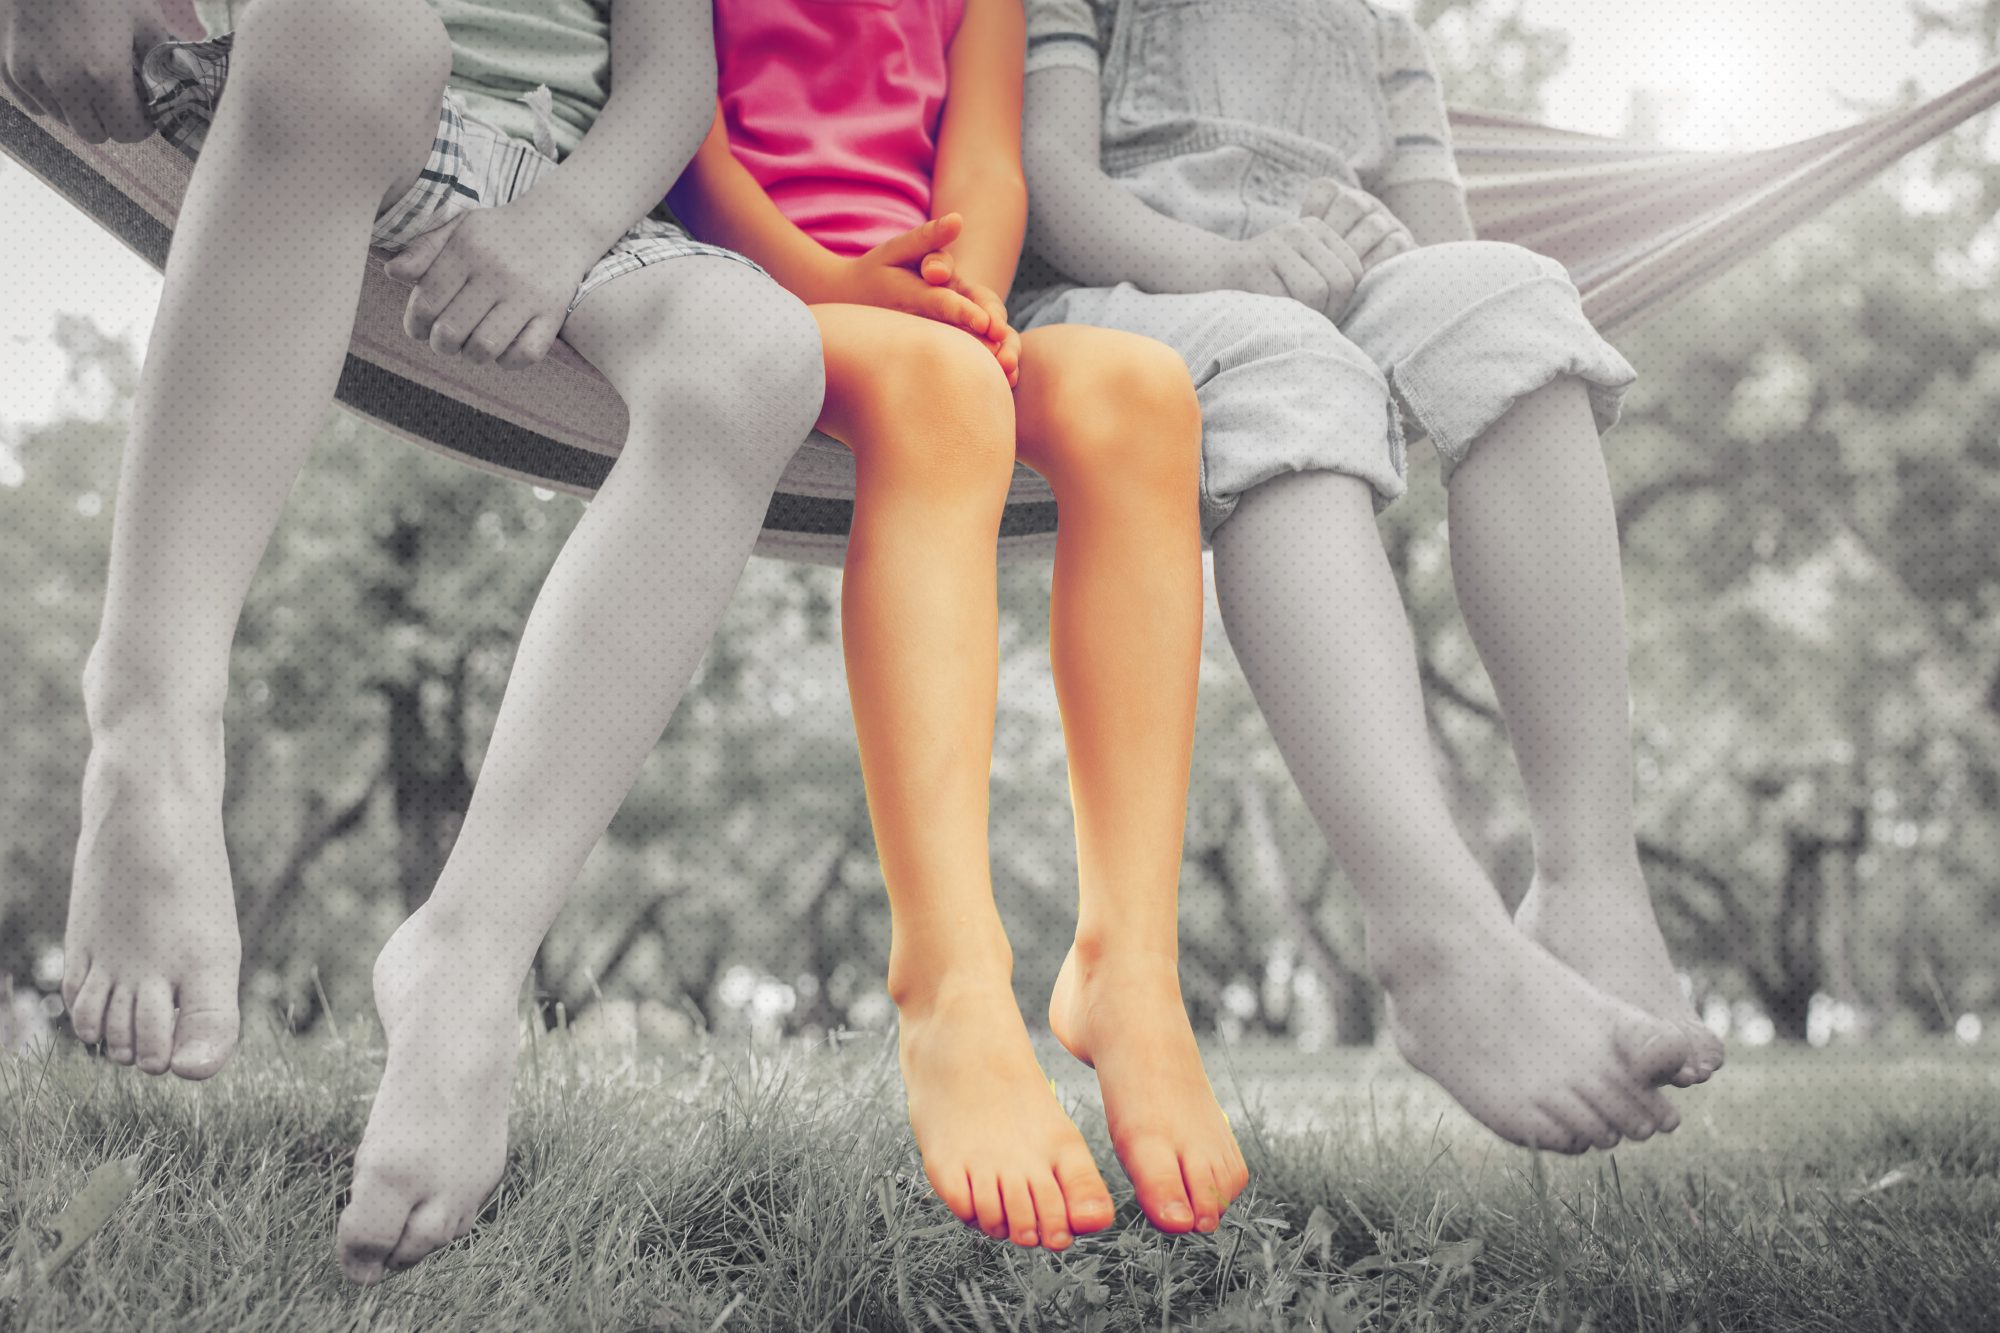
[713, 0, 967, 256]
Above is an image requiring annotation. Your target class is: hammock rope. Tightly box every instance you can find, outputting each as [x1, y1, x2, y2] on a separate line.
[4, 63, 1998, 564]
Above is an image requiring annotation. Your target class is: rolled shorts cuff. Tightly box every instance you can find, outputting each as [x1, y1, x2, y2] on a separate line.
[1200, 390, 1406, 540]
[1388, 270, 1638, 489]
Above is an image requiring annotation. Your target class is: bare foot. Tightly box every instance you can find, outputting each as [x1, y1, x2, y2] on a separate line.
[1048, 945, 1248, 1234]
[896, 971, 1116, 1251]
[336, 907, 521, 1284]
[63, 715, 240, 1079]
[1377, 902, 1692, 1153]
[1516, 863, 1725, 1087]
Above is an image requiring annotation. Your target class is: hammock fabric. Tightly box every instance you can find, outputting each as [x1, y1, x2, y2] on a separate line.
[4, 63, 1998, 565]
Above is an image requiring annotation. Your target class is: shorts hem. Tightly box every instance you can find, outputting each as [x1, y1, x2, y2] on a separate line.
[1389, 272, 1637, 488]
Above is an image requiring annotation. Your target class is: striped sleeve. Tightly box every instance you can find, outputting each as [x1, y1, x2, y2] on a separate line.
[1373, 9, 1463, 190]
[1026, 0, 1108, 76]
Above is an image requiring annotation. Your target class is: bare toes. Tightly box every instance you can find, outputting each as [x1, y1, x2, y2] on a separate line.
[103, 983, 137, 1064]
[170, 972, 240, 1080]
[386, 1200, 462, 1272]
[1121, 1136, 1195, 1233]
[135, 977, 176, 1074]
[1026, 1169, 1072, 1250]
[1055, 1148, 1116, 1234]
[970, 1172, 1007, 1241]
[69, 964, 111, 1046]
[1615, 1018, 1692, 1089]
[925, 1164, 976, 1224]
[337, 1182, 412, 1286]
[1000, 1174, 1039, 1247]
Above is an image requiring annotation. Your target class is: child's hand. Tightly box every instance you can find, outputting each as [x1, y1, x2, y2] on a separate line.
[918, 249, 1021, 387]
[820, 215, 996, 343]
[1223, 220, 1365, 322]
[1, 0, 165, 144]
[1300, 177, 1417, 271]
[387, 200, 601, 370]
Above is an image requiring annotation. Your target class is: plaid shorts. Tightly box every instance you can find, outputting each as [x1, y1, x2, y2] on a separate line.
[138, 35, 763, 311]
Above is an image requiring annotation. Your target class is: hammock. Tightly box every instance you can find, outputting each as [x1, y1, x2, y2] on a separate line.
[4, 63, 1998, 565]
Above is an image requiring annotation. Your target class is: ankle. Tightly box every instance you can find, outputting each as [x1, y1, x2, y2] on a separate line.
[1067, 931, 1178, 975]
[1528, 849, 1646, 894]
[82, 649, 226, 740]
[1362, 889, 1513, 995]
[399, 898, 542, 980]
[887, 938, 1014, 1014]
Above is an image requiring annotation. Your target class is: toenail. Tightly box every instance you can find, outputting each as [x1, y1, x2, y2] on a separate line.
[1197, 1216, 1217, 1232]
[1636, 1123, 1654, 1137]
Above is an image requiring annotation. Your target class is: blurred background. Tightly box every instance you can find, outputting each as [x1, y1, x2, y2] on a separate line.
[4, 0, 2000, 1059]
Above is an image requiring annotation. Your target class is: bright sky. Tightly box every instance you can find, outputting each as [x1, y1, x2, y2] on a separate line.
[0, 0, 1991, 432]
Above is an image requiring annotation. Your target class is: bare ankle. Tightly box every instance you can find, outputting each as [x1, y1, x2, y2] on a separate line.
[1528, 851, 1647, 894]
[1066, 933, 1178, 975]
[82, 650, 225, 740]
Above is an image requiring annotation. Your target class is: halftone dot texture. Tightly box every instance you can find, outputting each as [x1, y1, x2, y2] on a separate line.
[4, 0, 2000, 1307]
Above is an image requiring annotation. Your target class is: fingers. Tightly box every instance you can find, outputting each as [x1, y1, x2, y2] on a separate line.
[1300, 176, 1345, 220]
[461, 303, 531, 367]
[386, 214, 466, 288]
[15, 65, 57, 124]
[497, 315, 563, 371]
[994, 322, 1021, 387]
[401, 235, 474, 343]
[869, 213, 965, 269]
[909, 283, 991, 338]
[920, 249, 956, 286]
[426, 282, 501, 358]
[1, 64, 45, 117]
[64, 95, 109, 145]
[98, 74, 154, 143]
[1269, 238, 1333, 316]
[1340, 210, 1411, 269]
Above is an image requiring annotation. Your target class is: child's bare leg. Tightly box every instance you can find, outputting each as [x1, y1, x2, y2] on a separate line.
[333, 259, 822, 1284]
[1008, 326, 1242, 1234]
[65, 0, 449, 1079]
[814, 304, 1114, 1252]
[1446, 378, 1723, 1082]
[1213, 468, 1689, 1151]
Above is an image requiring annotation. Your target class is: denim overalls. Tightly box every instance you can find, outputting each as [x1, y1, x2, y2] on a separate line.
[1016, 0, 1638, 538]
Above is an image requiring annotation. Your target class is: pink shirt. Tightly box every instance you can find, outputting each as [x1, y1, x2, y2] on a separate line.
[714, 0, 966, 257]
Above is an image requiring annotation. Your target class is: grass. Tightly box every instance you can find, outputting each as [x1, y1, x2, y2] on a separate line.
[0, 1017, 1996, 1332]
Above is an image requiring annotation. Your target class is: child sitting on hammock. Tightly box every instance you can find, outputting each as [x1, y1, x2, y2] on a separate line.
[4, 0, 825, 1286]
[1014, 0, 1724, 1154]
[667, 0, 1241, 1249]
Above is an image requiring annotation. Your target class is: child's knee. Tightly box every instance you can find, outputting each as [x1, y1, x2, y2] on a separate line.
[838, 322, 1017, 491]
[625, 271, 825, 470]
[230, 0, 449, 153]
[1030, 337, 1201, 496]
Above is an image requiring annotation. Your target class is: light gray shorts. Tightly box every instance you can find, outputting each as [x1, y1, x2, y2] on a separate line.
[138, 35, 763, 312]
[1017, 241, 1638, 539]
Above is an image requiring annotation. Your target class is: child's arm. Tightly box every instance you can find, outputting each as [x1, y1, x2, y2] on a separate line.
[1368, 10, 1474, 246]
[391, 0, 720, 366]
[1379, 180, 1475, 247]
[1023, 64, 1364, 316]
[1021, 62, 1237, 295]
[1, 0, 172, 143]
[923, 0, 1028, 313]
[666, 108, 995, 339]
